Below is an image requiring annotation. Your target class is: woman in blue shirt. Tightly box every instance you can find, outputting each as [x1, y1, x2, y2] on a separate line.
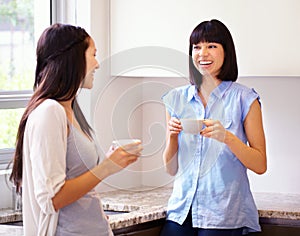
[160, 19, 267, 236]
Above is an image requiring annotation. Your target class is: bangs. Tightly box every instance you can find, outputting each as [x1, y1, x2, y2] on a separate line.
[190, 22, 224, 45]
[189, 19, 238, 83]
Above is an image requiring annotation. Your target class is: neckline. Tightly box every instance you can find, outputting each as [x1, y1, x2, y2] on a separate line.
[68, 122, 93, 143]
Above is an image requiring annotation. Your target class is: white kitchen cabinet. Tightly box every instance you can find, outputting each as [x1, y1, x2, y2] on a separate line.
[110, 0, 300, 77]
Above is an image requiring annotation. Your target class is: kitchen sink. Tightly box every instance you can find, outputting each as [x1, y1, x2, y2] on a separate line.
[1, 221, 23, 226]
[104, 210, 130, 215]
[103, 204, 140, 216]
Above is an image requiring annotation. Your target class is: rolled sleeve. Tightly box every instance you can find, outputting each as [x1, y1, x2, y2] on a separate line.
[162, 89, 180, 118]
[241, 88, 260, 122]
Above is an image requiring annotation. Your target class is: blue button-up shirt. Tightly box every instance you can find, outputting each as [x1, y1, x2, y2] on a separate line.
[162, 81, 261, 234]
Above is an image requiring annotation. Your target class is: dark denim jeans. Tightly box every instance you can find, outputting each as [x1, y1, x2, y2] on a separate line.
[160, 211, 244, 236]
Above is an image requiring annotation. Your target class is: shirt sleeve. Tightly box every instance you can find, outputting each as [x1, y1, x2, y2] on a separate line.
[241, 88, 261, 122]
[161, 89, 179, 118]
[26, 100, 67, 214]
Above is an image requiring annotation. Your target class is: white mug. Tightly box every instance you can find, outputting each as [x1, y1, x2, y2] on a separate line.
[180, 119, 203, 134]
[112, 139, 142, 154]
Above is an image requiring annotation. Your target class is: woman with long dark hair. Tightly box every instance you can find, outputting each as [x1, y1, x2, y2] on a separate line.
[10, 23, 142, 236]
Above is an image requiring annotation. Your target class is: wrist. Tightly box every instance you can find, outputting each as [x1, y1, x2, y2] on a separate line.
[169, 132, 179, 139]
[91, 161, 110, 181]
[224, 130, 234, 145]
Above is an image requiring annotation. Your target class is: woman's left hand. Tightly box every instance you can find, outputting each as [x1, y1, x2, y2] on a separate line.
[200, 119, 227, 143]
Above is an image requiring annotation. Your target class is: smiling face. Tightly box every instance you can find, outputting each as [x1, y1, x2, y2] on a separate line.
[82, 38, 99, 89]
[192, 41, 224, 80]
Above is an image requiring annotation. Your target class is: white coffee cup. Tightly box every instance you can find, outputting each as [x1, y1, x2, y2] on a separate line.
[180, 119, 203, 134]
[112, 139, 142, 154]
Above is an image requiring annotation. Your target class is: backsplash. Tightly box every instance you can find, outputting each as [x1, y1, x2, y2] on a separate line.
[0, 174, 13, 209]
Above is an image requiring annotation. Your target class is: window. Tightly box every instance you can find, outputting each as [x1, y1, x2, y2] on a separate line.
[0, 0, 50, 168]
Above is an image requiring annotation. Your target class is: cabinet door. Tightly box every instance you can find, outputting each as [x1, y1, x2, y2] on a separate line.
[113, 219, 164, 236]
[111, 0, 300, 76]
[116, 225, 162, 236]
[256, 224, 300, 236]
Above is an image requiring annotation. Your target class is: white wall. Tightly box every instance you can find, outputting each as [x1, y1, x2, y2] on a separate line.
[240, 76, 300, 194]
[92, 76, 144, 191]
[139, 77, 187, 188]
[84, 0, 145, 191]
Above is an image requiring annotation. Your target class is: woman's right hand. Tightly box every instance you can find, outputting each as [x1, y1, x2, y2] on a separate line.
[162, 113, 180, 176]
[168, 117, 182, 136]
[53, 142, 142, 211]
[103, 141, 143, 176]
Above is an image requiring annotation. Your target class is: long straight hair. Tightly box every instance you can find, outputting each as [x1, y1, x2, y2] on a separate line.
[10, 23, 93, 192]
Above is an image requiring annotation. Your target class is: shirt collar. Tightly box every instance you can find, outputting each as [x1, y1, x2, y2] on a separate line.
[187, 85, 197, 102]
[187, 81, 232, 102]
[213, 81, 232, 99]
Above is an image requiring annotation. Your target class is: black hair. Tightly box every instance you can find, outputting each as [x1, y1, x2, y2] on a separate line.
[10, 23, 93, 192]
[189, 19, 238, 88]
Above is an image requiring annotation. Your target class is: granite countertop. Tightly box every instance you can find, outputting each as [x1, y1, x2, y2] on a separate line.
[1, 187, 300, 235]
[253, 192, 300, 224]
[102, 188, 300, 229]
[101, 186, 171, 230]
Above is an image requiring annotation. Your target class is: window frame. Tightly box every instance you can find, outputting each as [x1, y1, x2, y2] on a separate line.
[0, 0, 79, 170]
[0, 90, 32, 169]
[0, 0, 79, 169]
[0, 0, 55, 169]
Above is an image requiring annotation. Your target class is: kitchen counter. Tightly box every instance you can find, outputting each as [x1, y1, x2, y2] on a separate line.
[1, 187, 300, 235]
[0, 209, 22, 224]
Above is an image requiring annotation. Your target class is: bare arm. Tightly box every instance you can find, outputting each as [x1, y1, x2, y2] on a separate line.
[226, 99, 267, 174]
[162, 111, 182, 176]
[52, 144, 142, 211]
[201, 99, 267, 174]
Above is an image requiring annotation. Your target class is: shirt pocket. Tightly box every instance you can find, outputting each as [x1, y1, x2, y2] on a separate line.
[220, 117, 232, 129]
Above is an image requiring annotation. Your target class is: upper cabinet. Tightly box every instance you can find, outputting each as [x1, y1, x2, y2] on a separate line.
[110, 0, 300, 77]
